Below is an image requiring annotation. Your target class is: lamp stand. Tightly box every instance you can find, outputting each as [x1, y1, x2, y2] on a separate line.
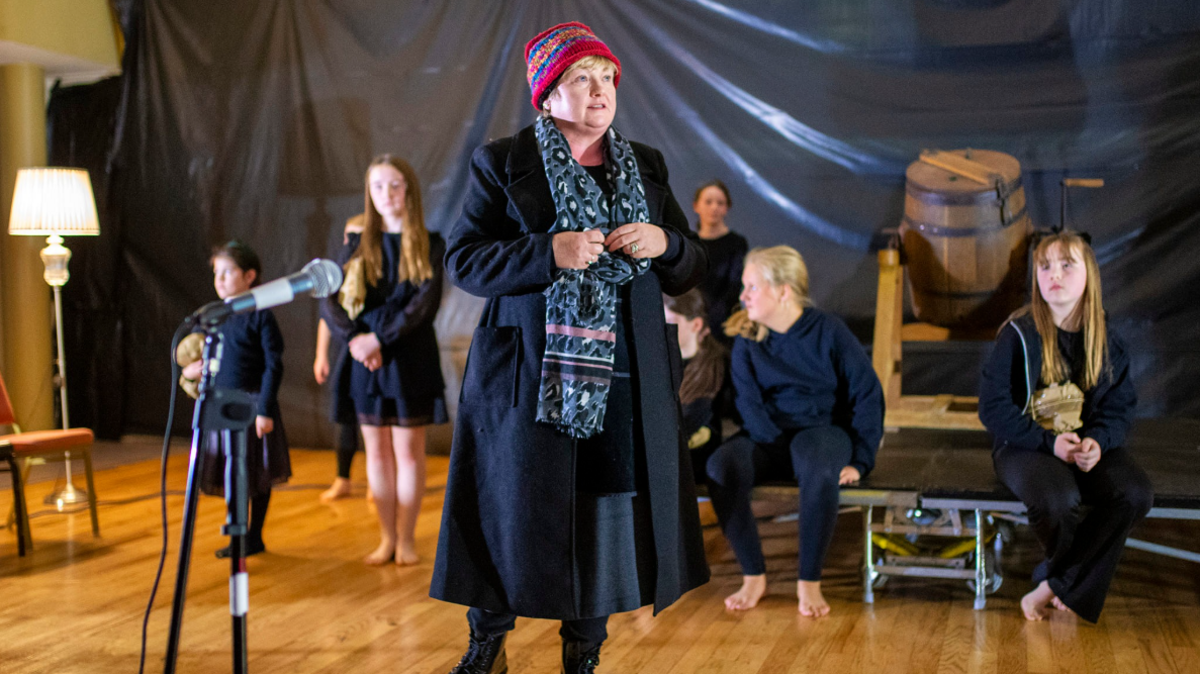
[38, 235, 88, 508]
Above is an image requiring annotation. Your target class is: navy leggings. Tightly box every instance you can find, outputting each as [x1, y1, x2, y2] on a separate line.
[706, 426, 852, 580]
[334, 421, 359, 479]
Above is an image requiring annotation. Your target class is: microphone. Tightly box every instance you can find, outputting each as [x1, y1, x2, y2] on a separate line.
[197, 258, 343, 323]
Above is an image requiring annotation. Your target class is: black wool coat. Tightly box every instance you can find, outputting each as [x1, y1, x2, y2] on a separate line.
[430, 124, 711, 619]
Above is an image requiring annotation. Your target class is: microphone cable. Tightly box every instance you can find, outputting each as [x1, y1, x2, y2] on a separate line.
[138, 317, 195, 674]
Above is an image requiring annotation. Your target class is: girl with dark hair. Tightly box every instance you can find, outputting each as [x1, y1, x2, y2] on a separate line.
[180, 240, 291, 558]
[322, 154, 447, 567]
[663, 289, 728, 483]
[979, 231, 1152, 622]
[692, 180, 748, 343]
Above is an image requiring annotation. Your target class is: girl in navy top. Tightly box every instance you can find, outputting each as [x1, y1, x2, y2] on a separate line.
[707, 245, 883, 616]
[182, 241, 291, 558]
[322, 155, 447, 566]
[979, 232, 1152, 622]
[692, 180, 748, 344]
[663, 289, 728, 484]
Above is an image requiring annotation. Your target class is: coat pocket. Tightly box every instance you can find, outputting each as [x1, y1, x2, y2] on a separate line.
[461, 326, 521, 408]
[665, 323, 684, 395]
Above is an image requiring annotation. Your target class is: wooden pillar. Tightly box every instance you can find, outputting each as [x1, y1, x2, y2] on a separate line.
[0, 63, 54, 431]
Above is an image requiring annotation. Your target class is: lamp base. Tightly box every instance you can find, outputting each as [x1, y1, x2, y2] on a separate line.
[45, 481, 89, 510]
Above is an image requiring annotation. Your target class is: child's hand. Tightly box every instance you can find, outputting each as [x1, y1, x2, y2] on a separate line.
[255, 415, 274, 438]
[839, 466, 861, 485]
[313, 354, 330, 384]
[182, 360, 203, 381]
[1074, 437, 1102, 472]
[349, 333, 382, 366]
[1053, 432, 1082, 464]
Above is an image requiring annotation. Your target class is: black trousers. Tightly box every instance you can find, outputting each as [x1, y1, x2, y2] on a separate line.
[467, 608, 608, 645]
[706, 426, 852, 580]
[335, 421, 359, 479]
[994, 444, 1153, 623]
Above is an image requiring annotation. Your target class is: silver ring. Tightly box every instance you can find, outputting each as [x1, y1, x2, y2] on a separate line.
[630, 242, 639, 254]
[589, 256, 598, 264]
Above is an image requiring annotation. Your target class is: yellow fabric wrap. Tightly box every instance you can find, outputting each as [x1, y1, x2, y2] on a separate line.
[339, 256, 367, 320]
[1030, 381, 1085, 433]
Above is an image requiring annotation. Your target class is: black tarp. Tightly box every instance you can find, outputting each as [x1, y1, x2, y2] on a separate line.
[48, 0, 1200, 447]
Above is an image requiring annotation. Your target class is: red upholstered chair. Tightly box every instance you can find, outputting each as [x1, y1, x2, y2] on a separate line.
[0, 369, 98, 555]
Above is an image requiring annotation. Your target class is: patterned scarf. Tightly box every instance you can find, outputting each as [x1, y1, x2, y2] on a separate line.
[535, 116, 651, 438]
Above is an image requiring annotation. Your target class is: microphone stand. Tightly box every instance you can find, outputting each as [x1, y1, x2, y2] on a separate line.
[163, 313, 255, 674]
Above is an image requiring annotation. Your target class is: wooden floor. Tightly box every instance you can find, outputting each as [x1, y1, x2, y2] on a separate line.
[3, 446, 1199, 674]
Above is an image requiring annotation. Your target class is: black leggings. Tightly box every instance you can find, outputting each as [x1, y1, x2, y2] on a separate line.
[993, 444, 1152, 623]
[467, 607, 608, 646]
[335, 421, 359, 479]
[248, 490, 271, 543]
[706, 426, 851, 580]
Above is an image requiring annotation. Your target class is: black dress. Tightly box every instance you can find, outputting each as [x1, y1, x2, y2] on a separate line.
[696, 230, 748, 341]
[198, 310, 291, 498]
[323, 231, 448, 427]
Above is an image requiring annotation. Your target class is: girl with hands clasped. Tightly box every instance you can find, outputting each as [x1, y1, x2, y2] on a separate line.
[322, 155, 447, 567]
[979, 232, 1152, 623]
[181, 241, 291, 558]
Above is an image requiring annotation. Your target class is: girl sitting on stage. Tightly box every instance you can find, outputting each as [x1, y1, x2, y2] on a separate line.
[979, 231, 1152, 622]
[322, 154, 447, 566]
[664, 289, 728, 484]
[180, 241, 291, 558]
[707, 245, 883, 616]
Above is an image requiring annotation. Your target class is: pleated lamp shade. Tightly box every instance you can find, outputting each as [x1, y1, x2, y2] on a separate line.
[8, 168, 100, 237]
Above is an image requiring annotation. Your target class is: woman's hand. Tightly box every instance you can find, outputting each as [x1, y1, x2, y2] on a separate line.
[182, 360, 203, 381]
[349, 333, 383, 371]
[255, 415, 274, 439]
[605, 223, 667, 259]
[1053, 432, 1082, 464]
[553, 230, 606, 269]
[1074, 437, 1102, 472]
[839, 466, 861, 485]
[313, 354, 330, 384]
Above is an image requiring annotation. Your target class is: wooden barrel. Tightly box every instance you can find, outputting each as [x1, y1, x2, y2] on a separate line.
[901, 149, 1032, 329]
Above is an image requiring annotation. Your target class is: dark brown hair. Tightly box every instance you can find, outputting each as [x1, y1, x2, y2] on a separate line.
[353, 154, 433, 287]
[211, 240, 262, 287]
[692, 179, 732, 208]
[664, 289, 727, 405]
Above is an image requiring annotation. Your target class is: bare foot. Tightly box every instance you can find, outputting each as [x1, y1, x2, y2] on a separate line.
[363, 540, 395, 566]
[797, 580, 831, 618]
[1051, 596, 1072, 613]
[395, 546, 420, 566]
[1020, 580, 1056, 621]
[725, 574, 767, 611]
[319, 477, 352, 503]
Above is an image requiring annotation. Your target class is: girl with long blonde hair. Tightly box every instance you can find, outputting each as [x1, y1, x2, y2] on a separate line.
[708, 245, 883, 617]
[979, 231, 1152, 622]
[322, 154, 447, 566]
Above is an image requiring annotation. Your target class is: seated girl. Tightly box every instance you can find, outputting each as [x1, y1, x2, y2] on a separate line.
[664, 289, 728, 484]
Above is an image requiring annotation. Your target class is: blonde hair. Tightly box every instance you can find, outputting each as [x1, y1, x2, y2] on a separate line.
[724, 245, 812, 342]
[353, 155, 433, 287]
[540, 56, 619, 117]
[1020, 232, 1108, 390]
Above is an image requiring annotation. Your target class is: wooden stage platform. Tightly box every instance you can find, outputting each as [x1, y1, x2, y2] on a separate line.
[3, 442, 1199, 673]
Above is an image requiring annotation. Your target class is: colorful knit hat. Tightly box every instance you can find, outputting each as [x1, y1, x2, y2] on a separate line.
[524, 21, 621, 111]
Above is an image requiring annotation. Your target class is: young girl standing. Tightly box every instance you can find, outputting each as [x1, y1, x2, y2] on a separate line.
[322, 155, 446, 566]
[182, 241, 291, 557]
[979, 231, 1153, 622]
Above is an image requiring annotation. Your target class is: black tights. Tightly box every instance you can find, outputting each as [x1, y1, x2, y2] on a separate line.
[706, 427, 851, 580]
[467, 607, 608, 646]
[335, 421, 359, 479]
[993, 444, 1152, 623]
[248, 490, 271, 543]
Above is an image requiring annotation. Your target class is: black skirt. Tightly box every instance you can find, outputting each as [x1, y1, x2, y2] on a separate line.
[200, 394, 290, 499]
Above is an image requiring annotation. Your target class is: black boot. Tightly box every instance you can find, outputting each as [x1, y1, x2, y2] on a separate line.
[448, 630, 507, 674]
[561, 640, 602, 674]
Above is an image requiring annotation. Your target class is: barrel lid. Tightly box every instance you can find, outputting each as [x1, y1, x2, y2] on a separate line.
[906, 149, 1021, 195]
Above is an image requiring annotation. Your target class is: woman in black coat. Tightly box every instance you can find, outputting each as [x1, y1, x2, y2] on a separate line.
[431, 21, 709, 674]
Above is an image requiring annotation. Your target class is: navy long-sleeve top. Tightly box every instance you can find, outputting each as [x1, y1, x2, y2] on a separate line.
[697, 231, 749, 339]
[731, 308, 885, 476]
[978, 313, 1135, 455]
[209, 310, 284, 417]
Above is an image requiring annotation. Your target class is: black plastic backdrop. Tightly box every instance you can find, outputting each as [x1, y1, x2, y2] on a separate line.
[48, 0, 1200, 445]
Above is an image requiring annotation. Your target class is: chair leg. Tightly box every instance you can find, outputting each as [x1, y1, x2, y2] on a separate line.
[82, 447, 99, 537]
[6, 456, 28, 556]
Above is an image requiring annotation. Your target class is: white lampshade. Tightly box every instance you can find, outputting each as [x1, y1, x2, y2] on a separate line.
[8, 168, 100, 237]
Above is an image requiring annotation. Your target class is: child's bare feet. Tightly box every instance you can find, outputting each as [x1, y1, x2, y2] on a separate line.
[797, 580, 831, 618]
[363, 540, 395, 566]
[396, 543, 419, 566]
[319, 477, 352, 503]
[1021, 580, 1056, 621]
[724, 574, 767, 611]
[1051, 596, 1072, 613]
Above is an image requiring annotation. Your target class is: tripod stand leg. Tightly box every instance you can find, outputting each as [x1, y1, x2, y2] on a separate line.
[164, 428, 208, 674]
